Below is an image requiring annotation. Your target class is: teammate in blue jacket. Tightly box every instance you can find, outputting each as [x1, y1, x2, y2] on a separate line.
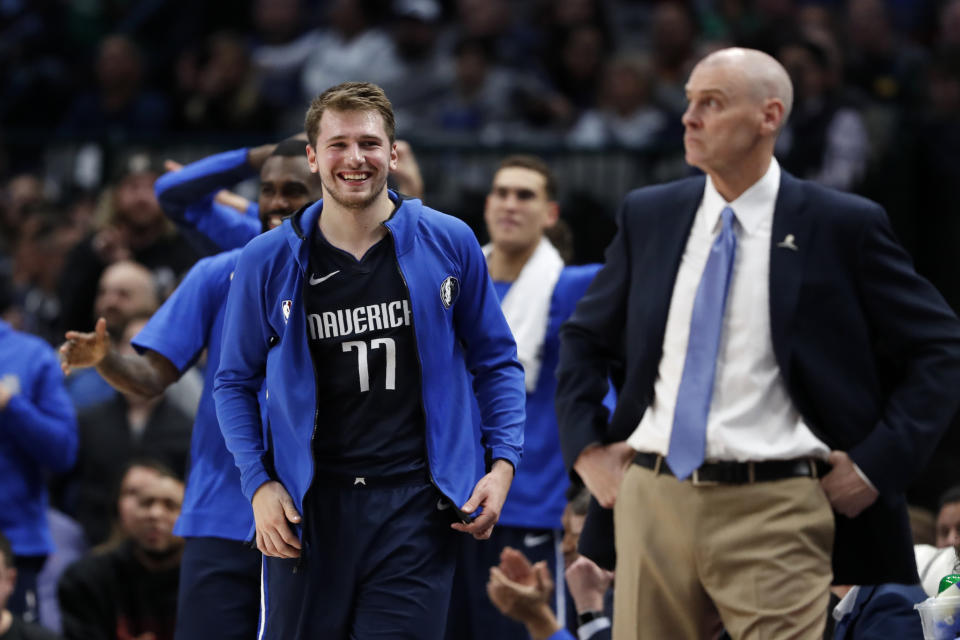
[0, 284, 77, 623]
[447, 155, 605, 640]
[58, 141, 322, 640]
[213, 81, 526, 639]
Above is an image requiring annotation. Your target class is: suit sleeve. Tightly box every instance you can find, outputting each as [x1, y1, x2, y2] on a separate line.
[213, 244, 274, 501]
[154, 148, 261, 253]
[0, 347, 77, 472]
[847, 586, 928, 639]
[848, 206, 960, 495]
[452, 227, 525, 470]
[555, 202, 631, 471]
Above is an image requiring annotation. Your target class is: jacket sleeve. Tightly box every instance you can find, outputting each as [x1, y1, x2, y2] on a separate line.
[154, 148, 260, 253]
[847, 205, 960, 495]
[213, 243, 274, 501]
[555, 202, 631, 471]
[452, 228, 525, 470]
[0, 347, 77, 472]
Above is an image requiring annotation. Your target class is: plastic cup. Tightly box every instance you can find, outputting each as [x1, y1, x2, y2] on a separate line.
[915, 595, 960, 640]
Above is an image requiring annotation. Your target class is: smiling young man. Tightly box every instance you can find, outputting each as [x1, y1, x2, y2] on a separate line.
[214, 81, 525, 639]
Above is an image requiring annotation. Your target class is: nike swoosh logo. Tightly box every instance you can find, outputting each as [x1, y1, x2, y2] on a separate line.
[309, 270, 340, 285]
[523, 533, 552, 547]
[436, 499, 451, 511]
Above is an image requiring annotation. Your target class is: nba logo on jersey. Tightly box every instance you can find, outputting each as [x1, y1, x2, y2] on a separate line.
[281, 299, 292, 323]
[440, 276, 459, 309]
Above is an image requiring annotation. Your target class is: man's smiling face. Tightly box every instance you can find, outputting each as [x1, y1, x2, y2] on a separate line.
[306, 108, 398, 211]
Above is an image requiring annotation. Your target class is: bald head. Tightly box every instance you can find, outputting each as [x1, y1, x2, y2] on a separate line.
[94, 261, 158, 335]
[696, 48, 794, 126]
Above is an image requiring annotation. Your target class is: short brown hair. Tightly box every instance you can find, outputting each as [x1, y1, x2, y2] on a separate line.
[304, 82, 396, 147]
[496, 155, 557, 201]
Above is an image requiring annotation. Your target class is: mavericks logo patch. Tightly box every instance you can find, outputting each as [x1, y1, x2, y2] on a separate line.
[440, 276, 459, 309]
[281, 299, 292, 323]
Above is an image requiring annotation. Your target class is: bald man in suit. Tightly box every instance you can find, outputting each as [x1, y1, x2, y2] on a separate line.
[556, 48, 960, 639]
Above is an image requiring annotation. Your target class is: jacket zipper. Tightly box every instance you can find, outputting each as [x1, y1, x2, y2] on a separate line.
[383, 223, 451, 510]
[295, 254, 323, 574]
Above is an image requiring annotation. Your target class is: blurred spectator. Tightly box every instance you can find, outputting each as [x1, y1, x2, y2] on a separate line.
[58, 461, 184, 640]
[10, 207, 80, 345]
[380, 0, 454, 135]
[568, 54, 670, 150]
[0, 531, 61, 640]
[0, 302, 77, 624]
[650, 1, 700, 119]
[249, 0, 317, 117]
[63, 260, 159, 410]
[0, 174, 45, 259]
[57, 158, 198, 336]
[844, 0, 928, 106]
[59, 35, 171, 139]
[936, 486, 960, 550]
[940, 0, 960, 55]
[300, 0, 394, 99]
[177, 31, 275, 134]
[64, 316, 192, 548]
[444, 0, 536, 68]
[545, 24, 610, 117]
[776, 34, 870, 191]
[425, 38, 520, 141]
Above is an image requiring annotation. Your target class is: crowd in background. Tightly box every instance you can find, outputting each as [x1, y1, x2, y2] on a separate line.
[1, 0, 960, 637]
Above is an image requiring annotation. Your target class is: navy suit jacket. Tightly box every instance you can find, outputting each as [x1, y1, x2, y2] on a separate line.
[556, 171, 960, 584]
[833, 583, 928, 639]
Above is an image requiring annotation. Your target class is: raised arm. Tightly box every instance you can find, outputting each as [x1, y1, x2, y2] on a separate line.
[60, 317, 179, 398]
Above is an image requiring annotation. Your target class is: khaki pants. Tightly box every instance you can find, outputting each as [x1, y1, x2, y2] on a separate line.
[613, 464, 834, 640]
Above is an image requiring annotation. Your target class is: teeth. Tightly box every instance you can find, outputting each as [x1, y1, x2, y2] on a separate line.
[342, 173, 367, 180]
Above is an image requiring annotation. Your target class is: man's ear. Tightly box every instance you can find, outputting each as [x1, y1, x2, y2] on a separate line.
[761, 98, 786, 135]
[544, 202, 560, 229]
[305, 144, 319, 173]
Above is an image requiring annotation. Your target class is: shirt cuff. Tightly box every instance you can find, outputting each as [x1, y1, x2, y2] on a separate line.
[852, 462, 877, 492]
[578, 617, 611, 640]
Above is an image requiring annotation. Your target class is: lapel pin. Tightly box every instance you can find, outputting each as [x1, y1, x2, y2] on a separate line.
[777, 233, 798, 251]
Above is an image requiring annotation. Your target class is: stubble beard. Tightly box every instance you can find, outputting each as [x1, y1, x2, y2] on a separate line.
[321, 174, 389, 211]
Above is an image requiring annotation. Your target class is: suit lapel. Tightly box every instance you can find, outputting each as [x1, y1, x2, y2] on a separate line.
[642, 178, 704, 368]
[768, 171, 811, 384]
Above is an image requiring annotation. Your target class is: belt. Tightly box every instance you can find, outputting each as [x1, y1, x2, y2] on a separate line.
[311, 468, 429, 489]
[633, 452, 830, 486]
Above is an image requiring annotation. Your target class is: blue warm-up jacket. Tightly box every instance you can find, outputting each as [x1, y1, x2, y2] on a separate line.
[214, 193, 525, 518]
[0, 320, 77, 556]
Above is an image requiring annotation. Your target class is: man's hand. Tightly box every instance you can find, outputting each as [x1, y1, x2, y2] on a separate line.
[565, 555, 614, 614]
[451, 459, 514, 540]
[486, 547, 559, 640]
[251, 480, 302, 558]
[820, 450, 879, 518]
[60, 317, 111, 375]
[573, 441, 635, 508]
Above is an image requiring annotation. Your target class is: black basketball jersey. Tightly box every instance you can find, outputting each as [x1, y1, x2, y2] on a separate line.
[304, 226, 426, 477]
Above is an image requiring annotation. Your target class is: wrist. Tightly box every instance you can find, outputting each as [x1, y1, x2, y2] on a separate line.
[576, 609, 605, 626]
[574, 595, 606, 614]
[525, 604, 561, 640]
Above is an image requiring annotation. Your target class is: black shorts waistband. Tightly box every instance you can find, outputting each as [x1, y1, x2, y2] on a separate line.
[633, 452, 830, 485]
[310, 468, 429, 489]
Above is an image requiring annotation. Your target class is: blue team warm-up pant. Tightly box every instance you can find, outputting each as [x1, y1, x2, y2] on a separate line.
[259, 474, 460, 639]
[175, 537, 262, 640]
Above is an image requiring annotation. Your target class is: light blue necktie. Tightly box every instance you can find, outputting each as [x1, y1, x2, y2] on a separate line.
[666, 206, 738, 480]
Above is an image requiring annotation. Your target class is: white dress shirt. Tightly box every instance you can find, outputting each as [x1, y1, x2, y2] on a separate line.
[627, 159, 831, 462]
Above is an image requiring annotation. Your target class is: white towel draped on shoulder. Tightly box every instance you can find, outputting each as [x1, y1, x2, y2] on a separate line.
[483, 237, 564, 392]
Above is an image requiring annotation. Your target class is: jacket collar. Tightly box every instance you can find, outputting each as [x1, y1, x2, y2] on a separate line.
[283, 190, 420, 270]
